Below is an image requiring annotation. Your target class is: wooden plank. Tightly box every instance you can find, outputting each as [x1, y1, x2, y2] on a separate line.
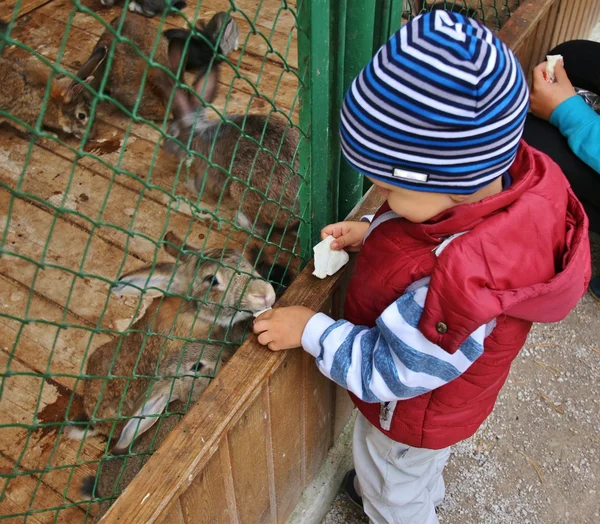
[0, 274, 111, 389]
[267, 350, 303, 521]
[101, 187, 384, 523]
[556, 0, 576, 45]
[177, 448, 231, 524]
[538, 0, 561, 61]
[0, 351, 105, 519]
[0, 0, 52, 19]
[0, 190, 143, 329]
[159, 499, 186, 524]
[302, 329, 333, 483]
[227, 390, 272, 523]
[0, 454, 86, 524]
[497, 0, 557, 54]
[0, 127, 245, 265]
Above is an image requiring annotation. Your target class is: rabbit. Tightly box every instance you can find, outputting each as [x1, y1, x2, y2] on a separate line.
[67, 230, 275, 443]
[163, 11, 239, 70]
[0, 46, 106, 139]
[80, 341, 234, 520]
[75, 12, 239, 121]
[99, 0, 186, 18]
[158, 37, 301, 236]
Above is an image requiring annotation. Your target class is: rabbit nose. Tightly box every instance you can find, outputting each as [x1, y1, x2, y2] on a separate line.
[262, 287, 276, 307]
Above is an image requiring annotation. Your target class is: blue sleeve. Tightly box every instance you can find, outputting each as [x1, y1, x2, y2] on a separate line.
[301, 283, 494, 403]
[550, 95, 600, 174]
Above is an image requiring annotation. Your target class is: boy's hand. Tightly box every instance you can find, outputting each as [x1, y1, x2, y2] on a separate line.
[530, 60, 577, 121]
[321, 221, 370, 251]
[253, 306, 316, 351]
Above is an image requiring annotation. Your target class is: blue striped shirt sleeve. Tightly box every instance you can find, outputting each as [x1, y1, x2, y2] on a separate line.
[300, 283, 494, 403]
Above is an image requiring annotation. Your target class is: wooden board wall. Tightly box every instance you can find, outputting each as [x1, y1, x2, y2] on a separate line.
[500, 0, 600, 86]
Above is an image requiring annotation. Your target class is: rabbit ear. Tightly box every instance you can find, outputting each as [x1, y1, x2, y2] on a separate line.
[112, 262, 187, 297]
[162, 231, 199, 262]
[111, 392, 171, 455]
[63, 46, 107, 103]
[220, 16, 239, 54]
[163, 38, 195, 118]
[192, 64, 219, 106]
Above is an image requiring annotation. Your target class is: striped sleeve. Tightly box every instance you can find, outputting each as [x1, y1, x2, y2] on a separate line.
[301, 283, 494, 403]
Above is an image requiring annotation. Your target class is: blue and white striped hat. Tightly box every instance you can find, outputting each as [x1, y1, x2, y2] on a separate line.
[340, 10, 529, 194]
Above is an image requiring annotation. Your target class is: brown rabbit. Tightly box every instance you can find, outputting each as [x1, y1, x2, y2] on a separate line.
[159, 38, 301, 236]
[0, 47, 106, 138]
[80, 342, 234, 520]
[76, 12, 239, 120]
[68, 231, 275, 442]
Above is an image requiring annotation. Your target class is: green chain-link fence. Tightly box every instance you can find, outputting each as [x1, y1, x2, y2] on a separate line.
[0, 0, 522, 521]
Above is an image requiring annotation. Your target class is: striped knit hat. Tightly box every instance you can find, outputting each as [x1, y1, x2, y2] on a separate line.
[340, 10, 529, 194]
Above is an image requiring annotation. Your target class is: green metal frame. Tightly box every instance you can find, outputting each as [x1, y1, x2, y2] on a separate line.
[299, 0, 406, 239]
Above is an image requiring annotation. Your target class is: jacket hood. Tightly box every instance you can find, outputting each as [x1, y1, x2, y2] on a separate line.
[408, 141, 591, 353]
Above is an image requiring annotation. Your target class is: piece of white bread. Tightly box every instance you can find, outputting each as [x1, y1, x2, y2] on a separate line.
[312, 235, 350, 279]
[546, 54, 563, 83]
[253, 307, 272, 318]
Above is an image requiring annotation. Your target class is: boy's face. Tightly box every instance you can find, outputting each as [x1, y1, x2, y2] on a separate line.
[367, 177, 458, 223]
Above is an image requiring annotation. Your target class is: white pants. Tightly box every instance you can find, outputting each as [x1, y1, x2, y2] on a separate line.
[353, 413, 451, 524]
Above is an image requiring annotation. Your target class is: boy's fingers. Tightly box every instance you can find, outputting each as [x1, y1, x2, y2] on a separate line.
[253, 318, 269, 333]
[258, 332, 273, 346]
[331, 235, 346, 250]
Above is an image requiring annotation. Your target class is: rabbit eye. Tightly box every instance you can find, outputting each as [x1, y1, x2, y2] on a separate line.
[190, 362, 204, 373]
[77, 112, 86, 121]
[203, 274, 219, 288]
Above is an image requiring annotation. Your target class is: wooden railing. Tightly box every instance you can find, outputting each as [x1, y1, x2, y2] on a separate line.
[101, 1, 600, 522]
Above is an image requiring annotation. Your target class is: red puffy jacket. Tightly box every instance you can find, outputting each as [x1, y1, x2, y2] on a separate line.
[344, 141, 591, 449]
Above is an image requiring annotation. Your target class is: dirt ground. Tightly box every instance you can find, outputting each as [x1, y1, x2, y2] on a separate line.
[322, 233, 600, 524]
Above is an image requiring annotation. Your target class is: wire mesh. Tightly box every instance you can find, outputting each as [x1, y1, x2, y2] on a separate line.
[0, 0, 308, 521]
[0, 0, 525, 521]
[402, 1, 523, 31]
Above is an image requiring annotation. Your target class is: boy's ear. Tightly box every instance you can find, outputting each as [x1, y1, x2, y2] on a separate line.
[112, 262, 187, 296]
[449, 194, 470, 204]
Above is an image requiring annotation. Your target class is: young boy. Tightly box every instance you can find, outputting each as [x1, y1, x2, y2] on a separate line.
[253, 11, 591, 524]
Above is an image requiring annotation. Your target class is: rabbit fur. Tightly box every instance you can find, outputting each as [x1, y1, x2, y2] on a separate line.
[77, 12, 238, 120]
[69, 231, 275, 443]
[159, 38, 301, 236]
[163, 12, 239, 71]
[0, 42, 105, 138]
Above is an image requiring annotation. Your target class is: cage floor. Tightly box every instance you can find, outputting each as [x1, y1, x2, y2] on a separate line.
[0, 0, 300, 521]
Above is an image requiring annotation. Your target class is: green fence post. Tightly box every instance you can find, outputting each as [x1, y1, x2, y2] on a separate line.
[336, 1, 377, 220]
[298, 0, 336, 255]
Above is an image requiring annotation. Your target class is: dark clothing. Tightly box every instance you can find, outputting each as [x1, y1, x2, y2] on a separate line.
[523, 40, 600, 232]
